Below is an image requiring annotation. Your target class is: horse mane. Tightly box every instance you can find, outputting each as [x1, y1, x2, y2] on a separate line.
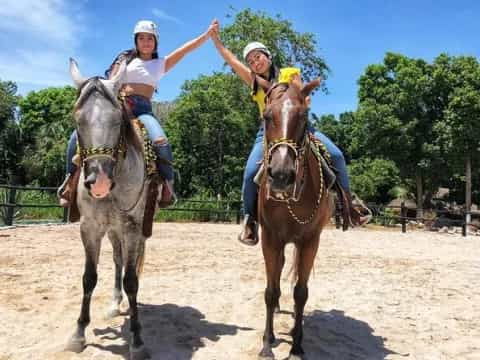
[75, 77, 119, 110]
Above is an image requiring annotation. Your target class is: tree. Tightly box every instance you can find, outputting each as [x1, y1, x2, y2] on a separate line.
[348, 157, 401, 203]
[165, 73, 258, 197]
[18, 86, 76, 186]
[433, 56, 480, 216]
[0, 79, 21, 183]
[220, 8, 329, 85]
[356, 53, 444, 217]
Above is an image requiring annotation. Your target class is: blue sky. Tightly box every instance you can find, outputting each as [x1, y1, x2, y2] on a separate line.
[1, 0, 479, 117]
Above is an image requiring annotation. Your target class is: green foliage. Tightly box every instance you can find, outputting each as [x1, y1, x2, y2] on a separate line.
[0, 79, 21, 183]
[312, 111, 357, 161]
[348, 157, 401, 203]
[18, 86, 77, 186]
[221, 8, 329, 85]
[165, 73, 258, 198]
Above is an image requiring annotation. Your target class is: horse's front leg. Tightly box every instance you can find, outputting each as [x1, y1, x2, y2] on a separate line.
[123, 220, 149, 360]
[259, 231, 284, 360]
[106, 230, 123, 318]
[289, 237, 320, 360]
[66, 222, 105, 353]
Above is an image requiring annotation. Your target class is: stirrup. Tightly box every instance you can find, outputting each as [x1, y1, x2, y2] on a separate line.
[57, 174, 73, 207]
[238, 215, 258, 246]
[157, 180, 177, 208]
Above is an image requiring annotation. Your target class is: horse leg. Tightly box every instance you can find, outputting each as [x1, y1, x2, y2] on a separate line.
[66, 224, 105, 352]
[259, 234, 284, 360]
[123, 229, 149, 360]
[274, 251, 285, 313]
[106, 230, 123, 318]
[288, 238, 320, 360]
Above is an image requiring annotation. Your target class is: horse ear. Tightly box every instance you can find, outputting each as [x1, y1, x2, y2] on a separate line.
[301, 78, 322, 98]
[105, 60, 127, 94]
[69, 58, 87, 89]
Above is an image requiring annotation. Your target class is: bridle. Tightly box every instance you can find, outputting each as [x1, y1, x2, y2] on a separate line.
[74, 77, 128, 168]
[262, 82, 325, 224]
[263, 83, 309, 203]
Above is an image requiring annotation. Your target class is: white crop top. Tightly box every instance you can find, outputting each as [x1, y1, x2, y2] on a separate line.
[125, 57, 166, 88]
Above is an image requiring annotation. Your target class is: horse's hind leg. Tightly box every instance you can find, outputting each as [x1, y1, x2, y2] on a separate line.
[106, 230, 123, 318]
[259, 232, 284, 360]
[288, 238, 320, 360]
[66, 224, 105, 353]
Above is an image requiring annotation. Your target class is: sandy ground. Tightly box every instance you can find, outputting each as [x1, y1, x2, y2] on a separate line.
[0, 222, 479, 360]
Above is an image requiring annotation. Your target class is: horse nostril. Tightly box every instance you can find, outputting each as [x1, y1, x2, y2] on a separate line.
[84, 172, 97, 188]
[267, 166, 274, 178]
[287, 169, 296, 184]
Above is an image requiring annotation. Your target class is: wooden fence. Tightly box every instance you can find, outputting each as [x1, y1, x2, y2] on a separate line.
[0, 184, 471, 236]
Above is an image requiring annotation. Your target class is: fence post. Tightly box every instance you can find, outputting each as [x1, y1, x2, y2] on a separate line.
[63, 208, 69, 223]
[401, 201, 406, 233]
[5, 186, 17, 226]
[462, 210, 468, 237]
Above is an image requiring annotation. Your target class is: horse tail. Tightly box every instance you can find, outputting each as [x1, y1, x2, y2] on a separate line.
[136, 242, 146, 278]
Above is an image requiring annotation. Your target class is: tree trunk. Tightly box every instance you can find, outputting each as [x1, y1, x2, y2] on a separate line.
[416, 173, 423, 221]
[465, 154, 472, 225]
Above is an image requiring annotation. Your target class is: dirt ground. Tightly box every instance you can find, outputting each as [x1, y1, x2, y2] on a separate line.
[0, 222, 479, 360]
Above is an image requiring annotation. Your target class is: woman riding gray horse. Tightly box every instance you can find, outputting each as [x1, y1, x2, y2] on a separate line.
[59, 19, 216, 209]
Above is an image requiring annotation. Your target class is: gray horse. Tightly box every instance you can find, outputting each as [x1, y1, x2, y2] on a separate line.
[65, 59, 153, 360]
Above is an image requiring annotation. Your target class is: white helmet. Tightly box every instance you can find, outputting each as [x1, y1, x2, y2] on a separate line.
[243, 41, 271, 61]
[133, 20, 159, 41]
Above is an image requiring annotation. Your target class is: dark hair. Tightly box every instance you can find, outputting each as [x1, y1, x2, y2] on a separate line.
[252, 64, 279, 95]
[104, 34, 158, 78]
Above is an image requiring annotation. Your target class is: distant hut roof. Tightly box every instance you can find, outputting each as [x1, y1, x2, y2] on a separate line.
[387, 198, 417, 209]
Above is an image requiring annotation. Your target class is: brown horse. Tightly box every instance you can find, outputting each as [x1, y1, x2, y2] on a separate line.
[256, 77, 331, 360]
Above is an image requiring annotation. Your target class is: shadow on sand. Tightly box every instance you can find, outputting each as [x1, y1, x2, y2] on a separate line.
[89, 302, 253, 359]
[277, 309, 403, 360]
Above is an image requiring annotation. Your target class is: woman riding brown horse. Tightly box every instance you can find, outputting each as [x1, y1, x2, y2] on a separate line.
[255, 76, 331, 360]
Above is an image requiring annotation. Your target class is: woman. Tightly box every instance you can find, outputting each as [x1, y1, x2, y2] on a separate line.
[59, 19, 215, 208]
[210, 20, 368, 245]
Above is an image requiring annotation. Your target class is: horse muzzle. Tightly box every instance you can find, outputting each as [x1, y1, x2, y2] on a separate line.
[267, 165, 296, 194]
[84, 159, 115, 199]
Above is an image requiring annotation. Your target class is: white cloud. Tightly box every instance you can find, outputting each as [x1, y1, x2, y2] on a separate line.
[0, 0, 86, 88]
[152, 8, 183, 24]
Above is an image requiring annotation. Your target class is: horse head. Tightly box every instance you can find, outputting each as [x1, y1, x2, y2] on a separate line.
[257, 75, 321, 198]
[69, 58, 127, 199]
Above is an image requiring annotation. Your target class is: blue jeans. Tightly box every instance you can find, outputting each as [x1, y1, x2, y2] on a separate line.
[242, 123, 350, 219]
[65, 95, 173, 180]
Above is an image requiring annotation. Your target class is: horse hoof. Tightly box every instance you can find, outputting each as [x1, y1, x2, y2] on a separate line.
[65, 335, 86, 353]
[258, 348, 275, 360]
[130, 345, 150, 360]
